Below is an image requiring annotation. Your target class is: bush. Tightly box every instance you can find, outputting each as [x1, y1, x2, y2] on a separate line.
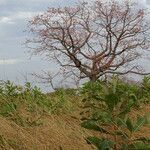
[140, 76, 150, 103]
[80, 76, 150, 149]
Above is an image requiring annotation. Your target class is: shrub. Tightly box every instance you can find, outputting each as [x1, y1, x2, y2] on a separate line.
[81, 76, 150, 149]
[140, 76, 150, 103]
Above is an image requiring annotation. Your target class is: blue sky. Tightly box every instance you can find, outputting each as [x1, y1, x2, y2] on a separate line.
[0, 0, 149, 90]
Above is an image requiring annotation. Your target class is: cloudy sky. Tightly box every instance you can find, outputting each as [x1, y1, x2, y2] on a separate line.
[0, 0, 78, 89]
[0, 0, 149, 90]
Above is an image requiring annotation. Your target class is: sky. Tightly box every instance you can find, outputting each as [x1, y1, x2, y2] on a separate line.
[0, 0, 150, 91]
[0, 0, 77, 90]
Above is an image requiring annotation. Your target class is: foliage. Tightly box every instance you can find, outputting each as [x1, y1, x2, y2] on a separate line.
[80, 76, 141, 120]
[86, 137, 115, 150]
[82, 115, 150, 150]
[0, 77, 149, 149]
[81, 76, 150, 149]
[140, 76, 150, 103]
[80, 80, 103, 100]
[0, 80, 76, 126]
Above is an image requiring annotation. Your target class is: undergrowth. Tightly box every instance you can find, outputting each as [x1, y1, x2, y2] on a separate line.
[81, 76, 150, 150]
[0, 76, 149, 150]
[0, 81, 77, 127]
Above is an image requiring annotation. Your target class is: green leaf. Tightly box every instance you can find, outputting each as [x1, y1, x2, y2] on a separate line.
[113, 131, 129, 139]
[128, 98, 136, 107]
[0, 102, 17, 116]
[105, 93, 119, 111]
[128, 142, 150, 150]
[126, 118, 134, 132]
[119, 99, 135, 117]
[135, 137, 150, 144]
[86, 136, 102, 149]
[121, 144, 130, 150]
[129, 94, 137, 103]
[133, 116, 145, 132]
[144, 114, 150, 125]
[86, 137, 114, 150]
[100, 139, 114, 150]
[81, 121, 109, 134]
[116, 118, 127, 127]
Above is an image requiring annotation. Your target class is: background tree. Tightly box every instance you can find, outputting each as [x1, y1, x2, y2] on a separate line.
[27, 0, 150, 82]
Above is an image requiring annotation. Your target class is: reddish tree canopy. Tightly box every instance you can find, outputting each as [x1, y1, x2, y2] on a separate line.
[27, 0, 150, 82]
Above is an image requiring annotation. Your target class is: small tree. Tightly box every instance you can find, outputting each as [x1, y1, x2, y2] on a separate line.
[27, 0, 150, 82]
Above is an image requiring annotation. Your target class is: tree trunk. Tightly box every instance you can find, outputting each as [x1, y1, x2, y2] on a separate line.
[89, 75, 98, 82]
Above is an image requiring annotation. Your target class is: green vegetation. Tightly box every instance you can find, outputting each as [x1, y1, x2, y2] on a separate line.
[81, 76, 150, 149]
[0, 76, 149, 149]
[0, 81, 78, 127]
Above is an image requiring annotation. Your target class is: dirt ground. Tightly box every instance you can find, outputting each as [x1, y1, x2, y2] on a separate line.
[0, 105, 149, 150]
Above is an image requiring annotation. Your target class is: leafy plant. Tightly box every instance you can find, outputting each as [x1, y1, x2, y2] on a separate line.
[80, 76, 138, 122]
[86, 137, 115, 150]
[0, 101, 17, 117]
[81, 76, 150, 149]
[49, 88, 74, 114]
[81, 80, 103, 100]
[139, 76, 150, 104]
[82, 115, 149, 150]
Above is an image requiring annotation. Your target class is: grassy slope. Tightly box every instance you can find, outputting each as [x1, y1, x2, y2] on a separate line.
[0, 81, 149, 150]
[0, 88, 95, 150]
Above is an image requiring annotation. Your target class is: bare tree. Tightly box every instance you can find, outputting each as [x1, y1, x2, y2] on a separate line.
[26, 0, 150, 82]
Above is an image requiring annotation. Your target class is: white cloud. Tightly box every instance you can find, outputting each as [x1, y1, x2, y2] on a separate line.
[0, 58, 25, 65]
[12, 11, 43, 20]
[0, 0, 55, 5]
[28, 0, 55, 2]
[0, 11, 43, 25]
[0, 0, 6, 5]
[0, 16, 15, 24]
